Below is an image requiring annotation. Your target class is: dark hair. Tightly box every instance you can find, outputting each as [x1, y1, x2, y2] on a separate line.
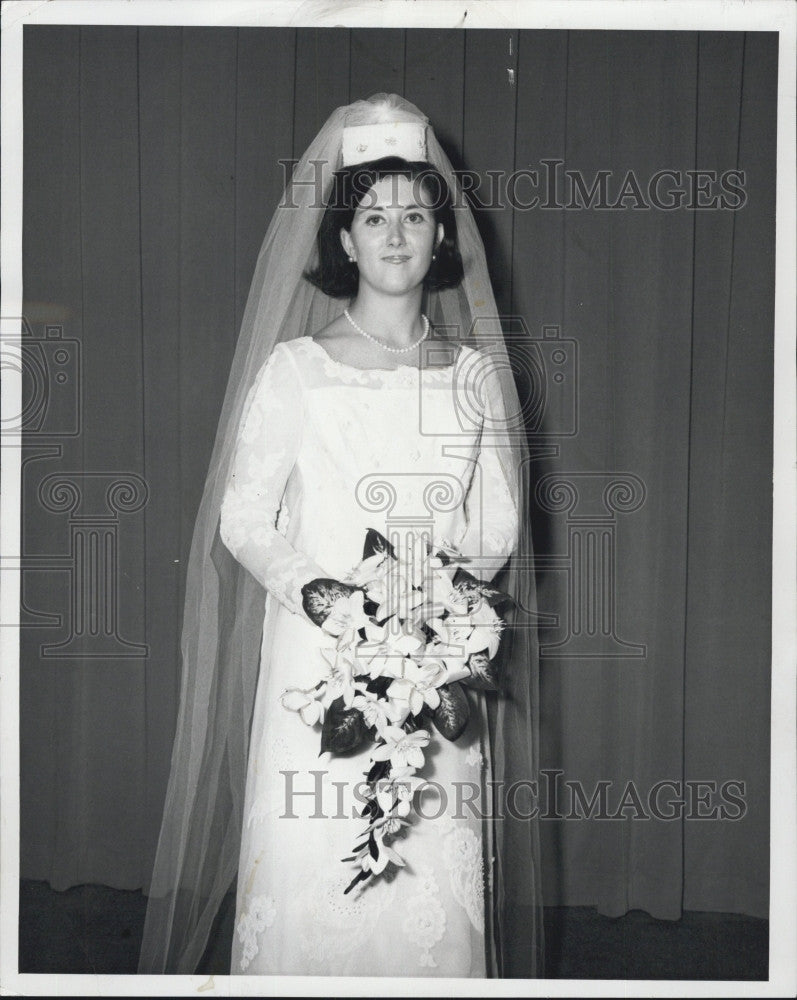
[304, 156, 464, 298]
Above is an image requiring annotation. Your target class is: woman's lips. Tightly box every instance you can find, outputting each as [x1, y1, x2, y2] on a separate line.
[382, 255, 411, 263]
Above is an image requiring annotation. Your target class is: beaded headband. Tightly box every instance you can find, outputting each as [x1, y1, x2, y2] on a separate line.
[341, 121, 427, 166]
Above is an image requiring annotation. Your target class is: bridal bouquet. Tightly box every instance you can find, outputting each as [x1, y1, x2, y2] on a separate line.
[280, 528, 512, 894]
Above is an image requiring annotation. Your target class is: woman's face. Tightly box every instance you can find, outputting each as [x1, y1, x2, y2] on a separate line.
[340, 174, 444, 298]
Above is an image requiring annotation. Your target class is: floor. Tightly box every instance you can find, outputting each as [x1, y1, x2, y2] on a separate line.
[18, 879, 769, 980]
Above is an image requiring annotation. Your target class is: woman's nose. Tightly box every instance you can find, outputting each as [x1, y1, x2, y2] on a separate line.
[386, 221, 406, 246]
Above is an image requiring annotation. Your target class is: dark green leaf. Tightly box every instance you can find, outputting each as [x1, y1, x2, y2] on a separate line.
[301, 578, 357, 627]
[344, 869, 371, 894]
[451, 567, 514, 610]
[363, 528, 396, 560]
[462, 649, 502, 692]
[365, 758, 390, 784]
[365, 676, 393, 698]
[320, 696, 369, 755]
[431, 681, 470, 741]
[403, 712, 423, 734]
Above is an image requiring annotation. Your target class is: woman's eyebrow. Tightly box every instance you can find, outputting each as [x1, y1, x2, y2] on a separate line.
[356, 202, 424, 212]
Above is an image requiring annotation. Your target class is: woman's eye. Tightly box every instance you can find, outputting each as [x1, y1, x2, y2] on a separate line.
[405, 212, 425, 223]
[364, 215, 384, 226]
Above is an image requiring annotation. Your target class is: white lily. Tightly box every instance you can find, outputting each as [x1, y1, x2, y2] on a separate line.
[387, 659, 448, 715]
[347, 618, 405, 680]
[375, 814, 408, 837]
[421, 632, 472, 683]
[343, 551, 390, 588]
[431, 537, 470, 565]
[321, 589, 372, 650]
[413, 642, 466, 679]
[350, 691, 405, 735]
[418, 562, 471, 616]
[468, 600, 505, 658]
[375, 582, 426, 623]
[381, 620, 426, 658]
[358, 837, 406, 875]
[371, 726, 431, 769]
[427, 614, 489, 658]
[358, 644, 402, 680]
[279, 686, 325, 726]
[377, 768, 427, 818]
[373, 778, 402, 815]
[318, 646, 359, 708]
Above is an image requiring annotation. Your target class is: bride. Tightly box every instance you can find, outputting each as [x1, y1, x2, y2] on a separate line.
[138, 94, 543, 979]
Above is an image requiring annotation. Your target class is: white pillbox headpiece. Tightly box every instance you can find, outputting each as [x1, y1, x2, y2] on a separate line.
[341, 121, 427, 166]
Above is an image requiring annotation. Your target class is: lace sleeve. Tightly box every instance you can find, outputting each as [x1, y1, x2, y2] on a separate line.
[219, 342, 328, 617]
[456, 355, 520, 583]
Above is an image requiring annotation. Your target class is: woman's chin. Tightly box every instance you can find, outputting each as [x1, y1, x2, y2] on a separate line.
[360, 269, 428, 297]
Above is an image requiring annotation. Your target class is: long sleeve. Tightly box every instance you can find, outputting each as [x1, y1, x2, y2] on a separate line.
[455, 355, 520, 582]
[219, 342, 328, 617]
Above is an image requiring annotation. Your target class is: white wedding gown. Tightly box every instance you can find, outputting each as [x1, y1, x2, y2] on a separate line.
[219, 335, 518, 977]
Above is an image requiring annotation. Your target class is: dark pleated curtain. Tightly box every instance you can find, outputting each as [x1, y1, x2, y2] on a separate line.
[21, 26, 775, 926]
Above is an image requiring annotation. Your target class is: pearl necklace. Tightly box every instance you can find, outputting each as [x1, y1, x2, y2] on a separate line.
[344, 309, 429, 354]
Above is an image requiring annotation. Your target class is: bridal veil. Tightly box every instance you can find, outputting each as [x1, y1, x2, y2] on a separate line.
[138, 92, 543, 979]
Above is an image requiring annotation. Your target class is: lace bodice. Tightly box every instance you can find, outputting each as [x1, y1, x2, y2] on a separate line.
[219, 336, 518, 618]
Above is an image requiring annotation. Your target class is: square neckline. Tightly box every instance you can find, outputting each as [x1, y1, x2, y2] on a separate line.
[305, 336, 466, 375]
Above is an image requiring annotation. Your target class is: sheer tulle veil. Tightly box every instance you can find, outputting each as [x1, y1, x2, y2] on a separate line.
[138, 93, 543, 978]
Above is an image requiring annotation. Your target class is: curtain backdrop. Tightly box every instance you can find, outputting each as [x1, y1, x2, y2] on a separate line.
[20, 26, 775, 923]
